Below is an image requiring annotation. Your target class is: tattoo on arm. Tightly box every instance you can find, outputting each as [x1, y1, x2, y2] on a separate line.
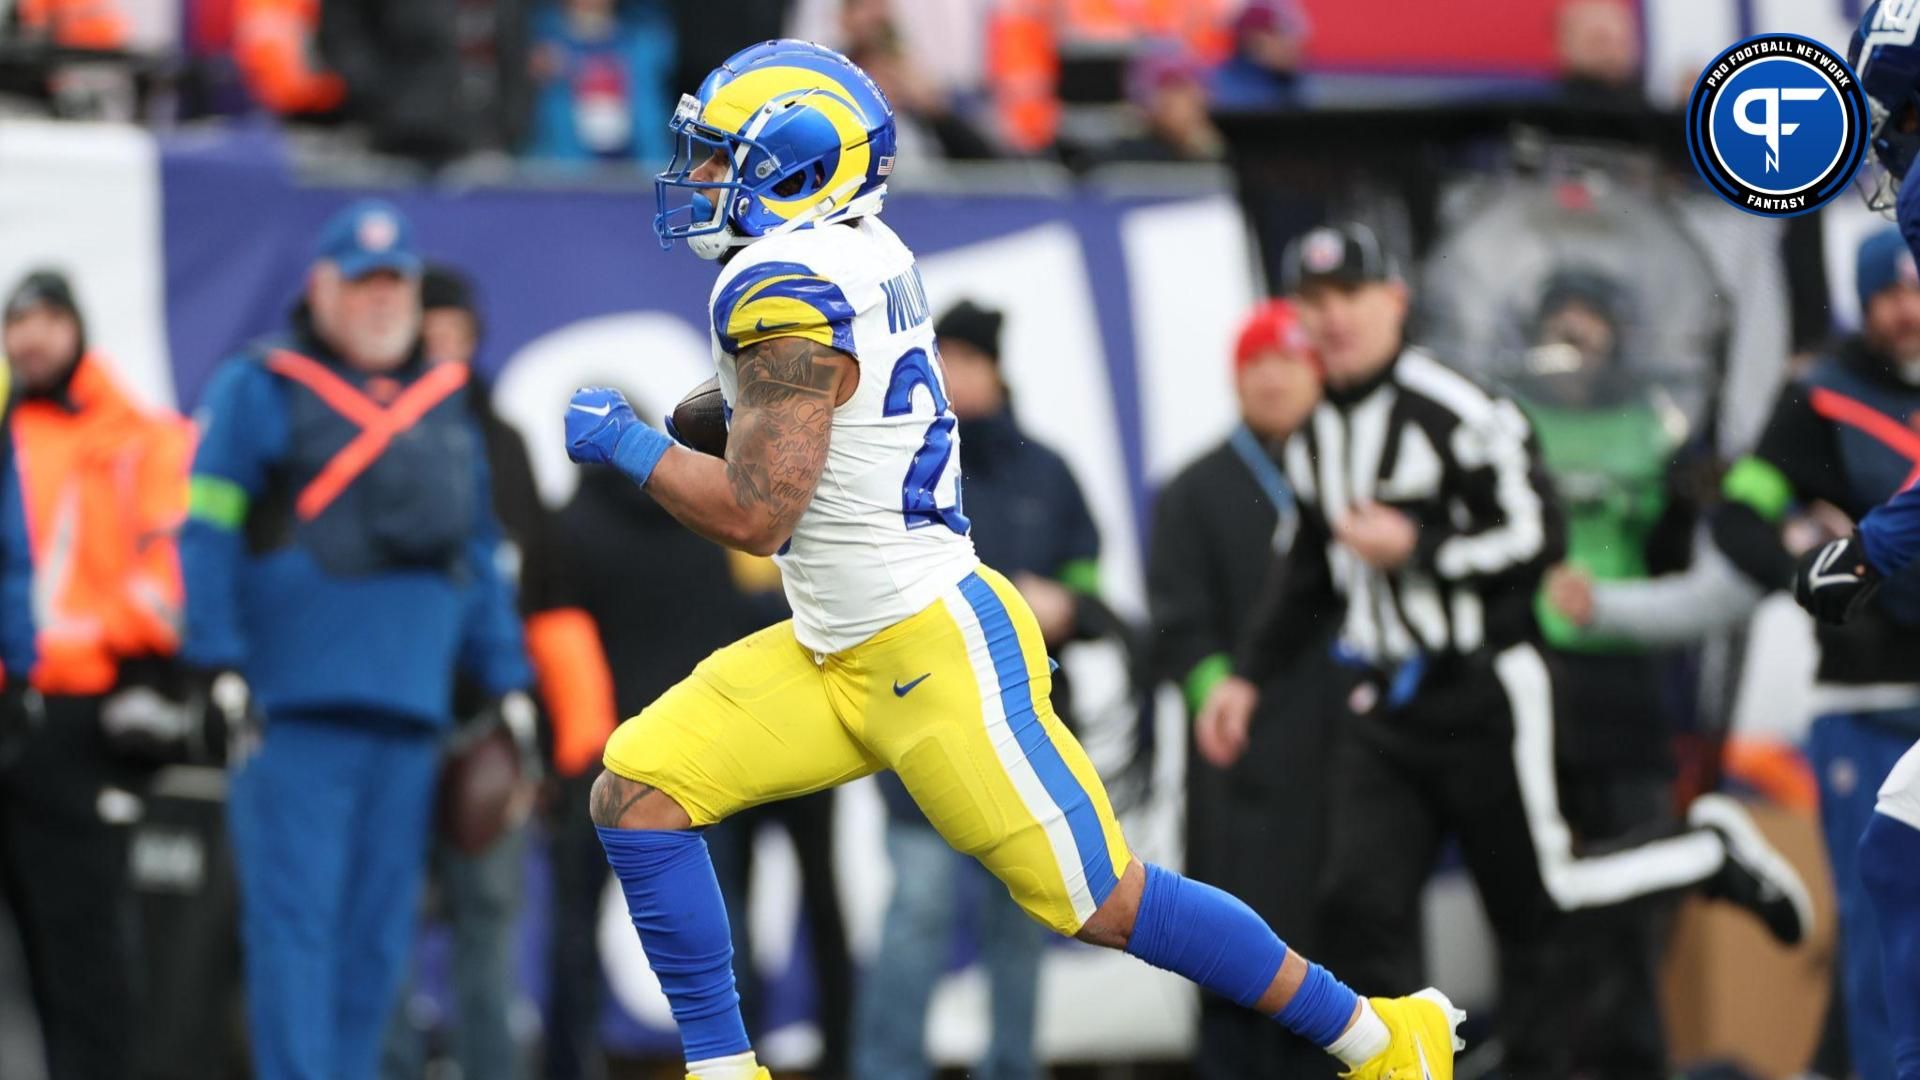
[725, 336, 843, 537]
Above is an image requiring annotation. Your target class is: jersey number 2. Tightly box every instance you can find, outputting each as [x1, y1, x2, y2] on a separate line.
[883, 348, 970, 535]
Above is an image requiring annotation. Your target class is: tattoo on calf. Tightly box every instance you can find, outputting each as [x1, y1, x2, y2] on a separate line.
[726, 337, 841, 533]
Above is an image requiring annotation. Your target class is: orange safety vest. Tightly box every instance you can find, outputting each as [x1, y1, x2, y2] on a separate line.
[13, 355, 192, 695]
[16, 0, 129, 50]
[233, 0, 345, 115]
[988, 0, 1234, 152]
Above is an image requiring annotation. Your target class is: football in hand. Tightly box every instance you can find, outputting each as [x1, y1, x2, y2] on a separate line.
[436, 722, 527, 855]
[671, 376, 730, 457]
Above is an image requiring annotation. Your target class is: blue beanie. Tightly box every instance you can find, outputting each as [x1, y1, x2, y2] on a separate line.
[1859, 228, 1920, 312]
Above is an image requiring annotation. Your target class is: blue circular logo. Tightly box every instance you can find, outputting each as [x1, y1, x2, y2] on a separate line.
[1687, 34, 1868, 217]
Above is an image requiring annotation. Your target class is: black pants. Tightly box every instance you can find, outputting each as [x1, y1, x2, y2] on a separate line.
[1188, 655, 1342, 1080]
[1316, 644, 1714, 1071]
[0, 694, 144, 1080]
[1499, 651, 1679, 1079]
[1502, 768, 1674, 1079]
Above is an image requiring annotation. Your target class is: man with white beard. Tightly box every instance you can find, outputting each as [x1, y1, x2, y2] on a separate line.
[179, 201, 532, 1080]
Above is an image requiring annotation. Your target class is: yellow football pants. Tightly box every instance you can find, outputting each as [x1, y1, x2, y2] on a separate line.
[603, 566, 1131, 934]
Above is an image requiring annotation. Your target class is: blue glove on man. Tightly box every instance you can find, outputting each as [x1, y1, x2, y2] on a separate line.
[566, 387, 674, 487]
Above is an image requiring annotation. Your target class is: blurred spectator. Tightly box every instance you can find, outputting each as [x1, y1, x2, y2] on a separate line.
[526, 0, 675, 165]
[1147, 299, 1337, 1079]
[4, 0, 136, 118]
[1510, 267, 1697, 1076]
[852, 300, 1104, 1080]
[837, 0, 891, 53]
[456, 0, 537, 153]
[1706, 228, 1920, 1080]
[710, 793, 852, 1073]
[318, 0, 532, 163]
[12, 0, 127, 49]
[789, 0, 991, 104]
[1555, 0, 1645, 108]
[1203, 222, 1809, 1059]
[842, 3, 996, 162]
[232, 0, 346, 118]
[665, 0, 790, 110]
[1097, 46, 1224, 163]
[3, 268, 178, 1080]
[180, 201, 532, 1080]
[1207, 0, 1308, 111]
[986, 0, 1234, 154]
[542, 448, 777, 1080]
[383, 266, 617, 1080]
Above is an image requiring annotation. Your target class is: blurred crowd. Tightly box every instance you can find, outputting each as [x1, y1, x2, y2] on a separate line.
[0, 0, 1663, 173]
[0, 0, 1310, 168]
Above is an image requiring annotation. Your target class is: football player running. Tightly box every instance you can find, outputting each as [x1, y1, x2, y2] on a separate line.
[563, 40, 1463, 1080]
[1789, 6, 1920, 1079]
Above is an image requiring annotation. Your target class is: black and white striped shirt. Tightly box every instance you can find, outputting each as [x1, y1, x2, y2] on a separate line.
[1237, 347, 1564, 682]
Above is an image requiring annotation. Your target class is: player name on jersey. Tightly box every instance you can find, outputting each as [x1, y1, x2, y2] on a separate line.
[882, 267, 933, 335]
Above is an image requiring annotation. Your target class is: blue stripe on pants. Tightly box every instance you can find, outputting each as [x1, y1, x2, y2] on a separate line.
[958, 572, 1119, 908]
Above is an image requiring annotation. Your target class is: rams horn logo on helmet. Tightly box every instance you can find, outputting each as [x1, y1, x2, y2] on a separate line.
[653, 40, 899, 260]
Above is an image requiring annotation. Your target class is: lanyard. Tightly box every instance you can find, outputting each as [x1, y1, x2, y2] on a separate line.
[1229, 424, 1297, 552]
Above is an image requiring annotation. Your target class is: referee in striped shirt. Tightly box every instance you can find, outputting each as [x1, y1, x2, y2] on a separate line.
[1194, 222, 1812, 1055]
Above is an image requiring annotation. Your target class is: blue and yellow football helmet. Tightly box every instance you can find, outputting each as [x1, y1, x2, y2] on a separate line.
[654, 39, 897, 259]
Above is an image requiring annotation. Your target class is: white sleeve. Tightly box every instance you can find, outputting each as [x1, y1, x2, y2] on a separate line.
[1585, 529, 1764, 645]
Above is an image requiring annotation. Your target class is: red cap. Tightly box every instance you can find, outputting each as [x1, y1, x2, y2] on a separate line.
[1233, 299, 1315, 373]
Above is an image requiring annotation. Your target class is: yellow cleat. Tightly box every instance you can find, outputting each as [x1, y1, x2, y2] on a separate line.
[1340, 987, 1466, 1080]
[685, 1071, 771, 1080]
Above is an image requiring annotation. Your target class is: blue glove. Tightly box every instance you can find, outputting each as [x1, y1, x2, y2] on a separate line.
[566, 387, 673, 486]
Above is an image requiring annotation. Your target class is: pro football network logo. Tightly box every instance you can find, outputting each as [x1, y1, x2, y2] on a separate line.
[1686, 34, 1868, 217]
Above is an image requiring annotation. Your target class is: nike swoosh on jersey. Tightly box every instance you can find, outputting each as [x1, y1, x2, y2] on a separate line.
[755, 318, 802, 333]
[893, 673, 932, 697]
[570, 402, 613, 417]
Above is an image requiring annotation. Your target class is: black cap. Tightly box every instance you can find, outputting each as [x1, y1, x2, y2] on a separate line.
[934, 300, 1004, 364]
[1280, 222, 1401, 293]
[1535, 266, 1628, 332]
[5, 269, 87, 358]
[5, 269, 81, 324]
[421, 263, 477, 314]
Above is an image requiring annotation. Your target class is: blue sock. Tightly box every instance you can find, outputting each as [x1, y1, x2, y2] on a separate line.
[597, 827, 750, 1061]
[1276, 959, 1363, 1049]
[1861, 814, 1920, 1080]
[1123, 863, 1357, 1047]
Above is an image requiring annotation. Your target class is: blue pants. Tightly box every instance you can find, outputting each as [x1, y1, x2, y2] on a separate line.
[229, 711, 441, 1080]
[1811, 710, 1919, 1080]
[852, 820, 1044, 1080]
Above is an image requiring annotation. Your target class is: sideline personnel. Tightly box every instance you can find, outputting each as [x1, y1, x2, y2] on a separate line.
[180, 201, 532, 1080]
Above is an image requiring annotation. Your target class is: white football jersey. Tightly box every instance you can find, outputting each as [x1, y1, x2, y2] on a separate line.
[708, 216, 979, 653]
